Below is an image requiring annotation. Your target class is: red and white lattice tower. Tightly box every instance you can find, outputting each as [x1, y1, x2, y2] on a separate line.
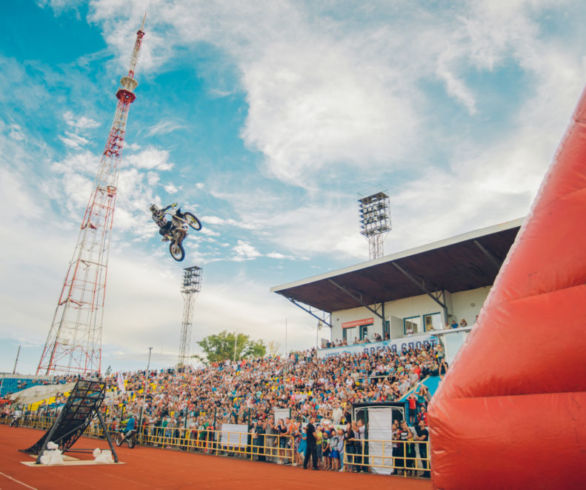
[37, 17, 146, 376]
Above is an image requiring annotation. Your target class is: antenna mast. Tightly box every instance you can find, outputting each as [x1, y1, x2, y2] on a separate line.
[37, 19, 146, 376]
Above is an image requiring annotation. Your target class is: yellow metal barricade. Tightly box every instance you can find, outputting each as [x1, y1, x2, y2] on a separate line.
[4, 416, 431, 477]
[343, 438, 430, 477]
[138, 425, 294, 464]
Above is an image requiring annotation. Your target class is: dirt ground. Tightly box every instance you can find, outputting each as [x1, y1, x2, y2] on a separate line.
[0, 425, 433, 490]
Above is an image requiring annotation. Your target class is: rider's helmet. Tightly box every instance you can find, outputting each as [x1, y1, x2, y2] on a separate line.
[149, 204, 158, 213]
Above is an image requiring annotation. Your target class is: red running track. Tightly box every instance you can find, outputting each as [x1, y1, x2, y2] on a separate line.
[0, 426, 432, 489]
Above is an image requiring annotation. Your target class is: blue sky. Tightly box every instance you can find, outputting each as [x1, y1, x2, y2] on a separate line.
[1, 0, 585, 374]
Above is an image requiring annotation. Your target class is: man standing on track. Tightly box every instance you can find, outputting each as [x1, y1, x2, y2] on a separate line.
[303, 418, 318, 470]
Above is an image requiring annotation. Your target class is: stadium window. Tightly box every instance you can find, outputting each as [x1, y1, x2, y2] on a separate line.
[404, 316, 422, 335]
[359, 325, 369, 340]
[345, 327, 358, 343]
[383, 320, 390, 339]
[423, 312, 442, 331]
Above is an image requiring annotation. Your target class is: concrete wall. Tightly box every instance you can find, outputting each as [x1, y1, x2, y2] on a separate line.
[450, 286, 491, 326]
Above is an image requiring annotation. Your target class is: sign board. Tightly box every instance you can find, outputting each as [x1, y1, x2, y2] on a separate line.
[219, 423, 248, 448]
[367, 406, 395, 475]
[273, 407, 290, 424]
[342, 317, 374, 329]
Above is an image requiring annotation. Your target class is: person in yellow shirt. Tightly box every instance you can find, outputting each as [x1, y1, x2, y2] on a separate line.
[315, 425, 323, 469]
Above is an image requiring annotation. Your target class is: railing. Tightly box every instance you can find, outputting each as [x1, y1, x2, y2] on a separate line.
[140, 426, 294, 464]
[343, 438, 430, 477]
[1, 415, 429, 477]
[1, 415, 294, 464]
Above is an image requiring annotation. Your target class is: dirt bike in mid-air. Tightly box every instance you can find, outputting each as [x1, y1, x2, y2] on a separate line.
[150, 203, 202, 262]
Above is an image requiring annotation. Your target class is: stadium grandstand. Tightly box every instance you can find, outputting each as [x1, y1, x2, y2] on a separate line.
[0, 376, 48, 397]
[1, 218, 522, 478]
[272, 217, 522, 364]
[2, 344, 439, 476]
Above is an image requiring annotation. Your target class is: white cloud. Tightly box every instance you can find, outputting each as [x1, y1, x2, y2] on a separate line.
[8, 124, 25, 141]
[201, 214, 257, 230]
[227, 192, 367, 259]
[5, 0, 586, 374]
[59, 131, 90, 149]
[436, 52, 478, 115]
[164, 183, 178, 194]
[85, 0, 583, 194]
[267, 252, 294, 260]
[200, 227, 220, 237]
[44, 145, 177, 239]
[0, 186, 314, 372]
[147, 119, 184, 136]
[50, 150, 98, 175]
[241, 40, 418, 185]
[124, 146, 174, 170]
[63, 110, 100, 130]
[233, 240, 261, 261]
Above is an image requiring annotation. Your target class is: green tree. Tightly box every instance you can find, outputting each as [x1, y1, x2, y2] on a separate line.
[196, 330, 266, 364]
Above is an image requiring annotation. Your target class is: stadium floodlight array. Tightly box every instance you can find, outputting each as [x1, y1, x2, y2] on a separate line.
[178, 266, 202, 367]
[359, 192, 391, 260]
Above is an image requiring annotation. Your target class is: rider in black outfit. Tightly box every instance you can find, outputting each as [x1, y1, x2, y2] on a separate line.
[150, 203, 175, 240]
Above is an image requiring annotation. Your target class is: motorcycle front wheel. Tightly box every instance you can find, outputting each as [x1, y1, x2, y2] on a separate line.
[183, 212, 202, 231]
[170, 241, 185, 261]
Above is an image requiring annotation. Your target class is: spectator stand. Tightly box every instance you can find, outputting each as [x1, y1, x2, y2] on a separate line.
[0, 376, 49, 397]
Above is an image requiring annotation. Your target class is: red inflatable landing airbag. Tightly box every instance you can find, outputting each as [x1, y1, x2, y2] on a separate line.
[428, 88, 586, 489]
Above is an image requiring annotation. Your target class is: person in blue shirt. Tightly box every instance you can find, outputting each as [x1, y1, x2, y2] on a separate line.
[124, 414, 136, 433]
[117, 413, 137, 447]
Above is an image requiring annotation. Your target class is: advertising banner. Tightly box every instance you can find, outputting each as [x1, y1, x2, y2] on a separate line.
[342, 317, 374, 329]
[317, 333, 438, 359]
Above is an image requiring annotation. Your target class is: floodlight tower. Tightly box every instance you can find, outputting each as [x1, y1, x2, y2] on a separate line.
[178, 266, 202, 368]
[36, 17, 146, 376]
[359, 192, 391, 260]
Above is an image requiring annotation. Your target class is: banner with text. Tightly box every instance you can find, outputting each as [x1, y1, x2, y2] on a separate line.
[342, 317, 374, 329]
[317, 333, 438, 359]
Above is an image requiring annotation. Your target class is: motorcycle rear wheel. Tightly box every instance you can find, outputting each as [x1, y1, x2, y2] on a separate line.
[183, 212, 202, 231]
[170, 242, 185, 261]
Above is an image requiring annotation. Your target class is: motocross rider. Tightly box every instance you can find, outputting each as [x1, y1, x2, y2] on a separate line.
[150, 203, 176, 241]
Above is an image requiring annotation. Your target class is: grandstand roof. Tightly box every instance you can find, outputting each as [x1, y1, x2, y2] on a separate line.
[271, 218, 523, 313]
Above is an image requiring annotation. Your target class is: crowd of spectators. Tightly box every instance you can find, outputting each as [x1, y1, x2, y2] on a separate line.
[103, 343, 444, 429]
[101, 342, 444, 473]
[3, 342, 446, 475]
